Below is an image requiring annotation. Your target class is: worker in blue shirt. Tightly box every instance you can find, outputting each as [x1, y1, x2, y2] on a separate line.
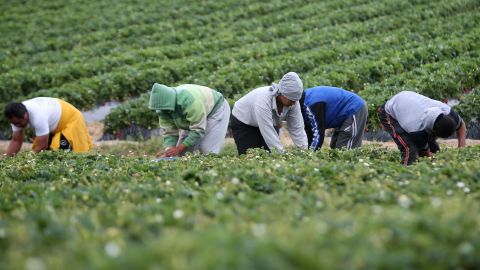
[300, 86, 368, 151]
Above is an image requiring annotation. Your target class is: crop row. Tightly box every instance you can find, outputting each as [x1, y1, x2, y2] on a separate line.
[1, 0, 475, 118]
[0, 146, 480, 268]
[0, 0, 376, 68]
[102, 23, 480, 135]
[0, 0, 436, 98]
[1, 0, 478, 138]
[0, 0, 394, 96]
[0, 0, 314, 74]
[0, 0, 274, 55]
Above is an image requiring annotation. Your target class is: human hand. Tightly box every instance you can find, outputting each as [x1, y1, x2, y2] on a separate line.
[164, 147, 181, 157]
[419, 150, 432, 158]
[156, 151, 167, 158]
[163, 145, 187, 157]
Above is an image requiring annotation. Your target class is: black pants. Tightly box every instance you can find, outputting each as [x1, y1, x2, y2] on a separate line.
[48, 133, 72, 151]
[377, 105, 439, 166]
[230, 115, 278, 155]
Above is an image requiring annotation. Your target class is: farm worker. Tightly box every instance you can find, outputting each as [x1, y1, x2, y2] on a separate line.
[3, 97, 93, 157]
[300, 86, 368, 150]
[378, 91, 466, 166]
[231, 72, 308, 155]
[148, 83, 231, 157]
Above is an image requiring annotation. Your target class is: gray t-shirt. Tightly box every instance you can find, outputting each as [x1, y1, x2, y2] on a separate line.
[385, 91, 457, 134]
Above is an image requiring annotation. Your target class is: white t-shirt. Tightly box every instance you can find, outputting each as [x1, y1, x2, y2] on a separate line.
[11, 97, 62, 136]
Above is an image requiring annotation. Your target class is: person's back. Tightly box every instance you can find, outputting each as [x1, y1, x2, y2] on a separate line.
[4, 97, 92, 156]
[149, 83, 230, 157]
[300, 86, 367, 150]
[303, 86, 365, 128]
[378, 91, 466, 165]
[232, 86, 271, 127]
[230, 72, 308, 155]
[176, 84, 224, 114]
[160, 84, 224, 130]
[385, 91, 451, 133]
[11, 97, 62, 136]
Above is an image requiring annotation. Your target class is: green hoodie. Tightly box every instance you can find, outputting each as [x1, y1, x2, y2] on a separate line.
[150, 84, 224, 148]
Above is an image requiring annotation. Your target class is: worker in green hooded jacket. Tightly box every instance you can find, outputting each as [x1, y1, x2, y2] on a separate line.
[149, 83, 231, 157]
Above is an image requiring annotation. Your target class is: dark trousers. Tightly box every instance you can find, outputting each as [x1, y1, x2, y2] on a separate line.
[48, 133, 72, 151]
[377, 105, 439, 166]
[378, 106, 415, 166]
[230, 115, 277, 155]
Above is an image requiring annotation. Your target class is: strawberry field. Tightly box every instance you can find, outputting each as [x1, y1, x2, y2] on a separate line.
[1, 0, 480, 268]
[1, 146, 480, 269]
[1, 0, 479, 136]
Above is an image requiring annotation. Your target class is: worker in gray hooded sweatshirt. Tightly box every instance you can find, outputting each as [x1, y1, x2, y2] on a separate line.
[231, 72, 308, 155]
[378, 91, 466, 166]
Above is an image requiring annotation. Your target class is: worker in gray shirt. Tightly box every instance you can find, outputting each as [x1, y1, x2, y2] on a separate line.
[378, 91, 466, 165]
[231, 72, 308, 155]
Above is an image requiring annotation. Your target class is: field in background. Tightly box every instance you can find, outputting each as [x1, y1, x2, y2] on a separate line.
[1, 0, 480, 269]
[0, 0, 479, 138]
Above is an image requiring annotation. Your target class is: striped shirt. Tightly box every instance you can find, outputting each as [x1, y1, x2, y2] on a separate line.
[158, 84, 224, 148]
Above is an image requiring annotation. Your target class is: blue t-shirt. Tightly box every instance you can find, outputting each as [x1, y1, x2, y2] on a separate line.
[302, 86, 365, 128]
[301, 86, 365, 150]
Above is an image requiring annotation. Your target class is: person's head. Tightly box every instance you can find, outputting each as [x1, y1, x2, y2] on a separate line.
[277, 94, 296, 107]
[148, 83, 177, 112]
[4, 102, 29, 128]
[433, 114, 456, 138]
[276, 72, 303, 107]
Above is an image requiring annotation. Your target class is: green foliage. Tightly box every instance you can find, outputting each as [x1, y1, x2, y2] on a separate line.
[2, 1, 480, 268]
[455, 88, 480, 124]
[1, 146, 480, 269]
[103, 0, 480, 134]
[1, 0, 480, 134]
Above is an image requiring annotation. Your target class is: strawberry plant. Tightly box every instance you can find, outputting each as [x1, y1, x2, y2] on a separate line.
[1, 146, 480, 269]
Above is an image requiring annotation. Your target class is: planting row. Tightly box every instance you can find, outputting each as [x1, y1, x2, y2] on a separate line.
[1, 1, 476, 121]
[0, 146, 479, 268]
[102, 28, 480, 136]
[0, 0, 378, 71]
[0, 0, 441, 99]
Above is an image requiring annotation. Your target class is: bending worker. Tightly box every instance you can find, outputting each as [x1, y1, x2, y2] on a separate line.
[4, 97, 93, 156]
[230, 72, 308, 155]
[378, 91, 466, 166]
[300, 86, 368, 150]
[148, 83, 230, 157]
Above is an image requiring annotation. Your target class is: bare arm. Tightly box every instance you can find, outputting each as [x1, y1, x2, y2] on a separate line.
[456, 120, 466, 148]
[6, 131, 24, 156]
[33, 135, 49, 153]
